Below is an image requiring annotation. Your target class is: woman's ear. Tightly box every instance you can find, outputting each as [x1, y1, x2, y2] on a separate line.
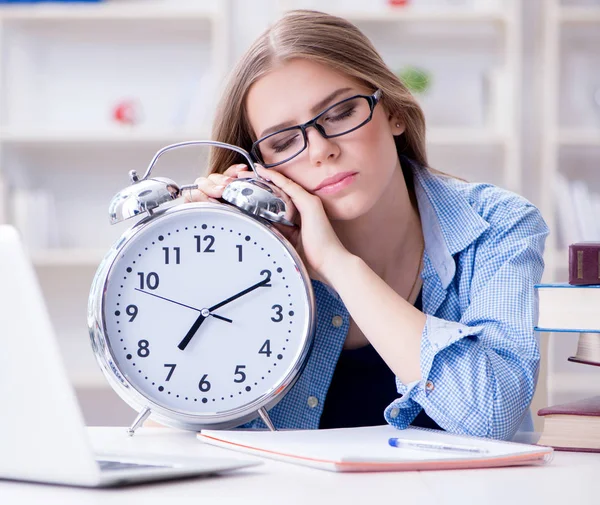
[388, 115, 406, 136]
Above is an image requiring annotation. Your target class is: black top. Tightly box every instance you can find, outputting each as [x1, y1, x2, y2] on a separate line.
[319, 289, 443, 430]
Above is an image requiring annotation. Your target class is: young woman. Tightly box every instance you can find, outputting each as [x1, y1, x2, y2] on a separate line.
[185, 10, 549, 440]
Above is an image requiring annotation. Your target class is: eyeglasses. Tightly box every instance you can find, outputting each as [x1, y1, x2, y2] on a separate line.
[251, 89, 382, 168]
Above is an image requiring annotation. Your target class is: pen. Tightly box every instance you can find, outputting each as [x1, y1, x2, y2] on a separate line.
[388, 438, 489, 454]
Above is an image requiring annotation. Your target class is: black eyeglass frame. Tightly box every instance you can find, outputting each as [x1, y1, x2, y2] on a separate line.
[250, 89, 382, 168]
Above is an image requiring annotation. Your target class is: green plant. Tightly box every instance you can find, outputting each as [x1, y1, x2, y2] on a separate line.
[397, 65, 432, 94]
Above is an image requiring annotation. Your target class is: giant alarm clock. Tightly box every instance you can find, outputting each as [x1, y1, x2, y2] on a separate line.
[88, 141, 315, 435]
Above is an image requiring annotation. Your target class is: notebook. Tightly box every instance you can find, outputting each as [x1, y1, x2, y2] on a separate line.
[197, 425, 554, 472]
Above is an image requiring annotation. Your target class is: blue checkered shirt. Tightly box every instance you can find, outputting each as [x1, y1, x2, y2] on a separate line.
[242, 159, 549, 440]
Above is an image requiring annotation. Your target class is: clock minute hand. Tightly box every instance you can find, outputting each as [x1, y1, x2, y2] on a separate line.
[208, 273, 271, 312]
[135, 288, 233, 323]
[177, 272, 271, 351]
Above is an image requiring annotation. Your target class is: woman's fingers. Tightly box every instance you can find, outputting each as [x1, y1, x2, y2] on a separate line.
[184, 178, 222, 203]
[184, 165, 254, 203]
[207, 173, 236, 188]
[185, 173, 234, 203]
[184, 186, 219, 203]
[224, 163, 250, 177]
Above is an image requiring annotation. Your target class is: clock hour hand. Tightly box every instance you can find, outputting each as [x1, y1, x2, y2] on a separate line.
[177, 271, 271, 351]
[178, 307, 235, 351]
[178, 311, 207, 351]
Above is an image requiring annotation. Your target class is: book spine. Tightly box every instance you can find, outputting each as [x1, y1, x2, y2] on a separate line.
[569, 244, 600, 285]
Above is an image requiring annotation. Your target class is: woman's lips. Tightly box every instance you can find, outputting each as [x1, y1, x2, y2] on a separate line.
[314, 172, 358, 195]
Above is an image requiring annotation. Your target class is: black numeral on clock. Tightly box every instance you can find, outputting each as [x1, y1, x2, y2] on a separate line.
[163, 246, 181, 265]
[271, 304, 283, 322]
[236, 244, 243, 262]
[234, 365, 247, 383]
[138, 272, 159, 290]
[126, 304, 138, 322]
[137, 339, 150, 358]
[195, 235, 215, 253]
[259, 340, 272, 357]
[198, 374, 211, 392]
[164, 364, 176, 381]
[260, 269, 272, 287]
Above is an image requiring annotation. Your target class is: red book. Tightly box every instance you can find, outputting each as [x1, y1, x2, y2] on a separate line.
[537, 396, 600, 452]
[569, 242, 600, 285]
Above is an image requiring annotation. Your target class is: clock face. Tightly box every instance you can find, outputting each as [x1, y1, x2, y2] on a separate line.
[100, 204, 312, 420]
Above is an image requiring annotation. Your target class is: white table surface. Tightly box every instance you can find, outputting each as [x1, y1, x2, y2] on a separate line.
[1, 427, 600, 505]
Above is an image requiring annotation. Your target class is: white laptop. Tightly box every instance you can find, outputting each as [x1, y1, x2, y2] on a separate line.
[0, 225, 260, 487]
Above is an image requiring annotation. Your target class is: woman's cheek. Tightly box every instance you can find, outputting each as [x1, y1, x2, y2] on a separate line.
[278, 167, 311, 191]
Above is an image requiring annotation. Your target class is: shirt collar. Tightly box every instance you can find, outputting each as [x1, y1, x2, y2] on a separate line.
[406, 156, 490, 289]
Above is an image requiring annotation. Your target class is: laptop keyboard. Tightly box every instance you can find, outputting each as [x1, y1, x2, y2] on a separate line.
[97, 459, 173, 472]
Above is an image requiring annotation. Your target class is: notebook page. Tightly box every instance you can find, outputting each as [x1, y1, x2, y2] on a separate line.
[199, 424, 550, 463]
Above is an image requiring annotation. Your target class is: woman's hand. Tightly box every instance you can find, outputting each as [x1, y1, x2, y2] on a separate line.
[184, 163, 249, 203]
[239, 165, 351, 283]
[185, 163, 351, 282]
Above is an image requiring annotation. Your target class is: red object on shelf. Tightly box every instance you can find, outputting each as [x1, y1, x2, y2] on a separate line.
[112, 99, 140, 126]
[568, 242, 600, 285]
[388, 0, 409, 6]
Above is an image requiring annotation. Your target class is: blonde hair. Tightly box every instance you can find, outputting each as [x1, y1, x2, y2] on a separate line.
[209, 9, 428, 176]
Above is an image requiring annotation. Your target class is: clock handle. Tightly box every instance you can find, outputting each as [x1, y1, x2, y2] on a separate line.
[126, 406, 152, 437]
[258, 407, 277, 432]
[135, 140, 262, 183]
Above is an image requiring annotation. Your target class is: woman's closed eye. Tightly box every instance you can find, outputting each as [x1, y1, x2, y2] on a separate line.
[323, 105, 356, 124]
[270, 132, 302, 153]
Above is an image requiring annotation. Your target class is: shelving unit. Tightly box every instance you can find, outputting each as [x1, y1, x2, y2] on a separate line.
[4, 0, 596, 427]
[0, 0, 230, 397]
[540, 0, 600, 407]
[0, 129, 211, 146]
[277, 0, 523, 192]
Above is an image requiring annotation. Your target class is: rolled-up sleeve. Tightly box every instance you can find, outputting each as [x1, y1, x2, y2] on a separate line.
[385, 201, 549, 440]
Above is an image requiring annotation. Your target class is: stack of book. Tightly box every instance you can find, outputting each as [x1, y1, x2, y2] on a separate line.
[534, 242, 600, 453]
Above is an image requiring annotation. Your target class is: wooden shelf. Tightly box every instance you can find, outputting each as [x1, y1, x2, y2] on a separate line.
[279, 5, 508, 23]
[0, 2, 221, 22]
[559, 6, 600, 23]
[0, 129, 211, 147]
[558, 129, 600, 147]
[31, 248, 107, 267]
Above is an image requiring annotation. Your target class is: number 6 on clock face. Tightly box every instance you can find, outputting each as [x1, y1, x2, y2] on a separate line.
[89, 203, 315, 431]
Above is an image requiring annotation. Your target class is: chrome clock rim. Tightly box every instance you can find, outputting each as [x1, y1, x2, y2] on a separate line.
[88, 202, 315, 430]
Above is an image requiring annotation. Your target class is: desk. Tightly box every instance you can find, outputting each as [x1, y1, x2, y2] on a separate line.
[1, 427, 599, 504]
